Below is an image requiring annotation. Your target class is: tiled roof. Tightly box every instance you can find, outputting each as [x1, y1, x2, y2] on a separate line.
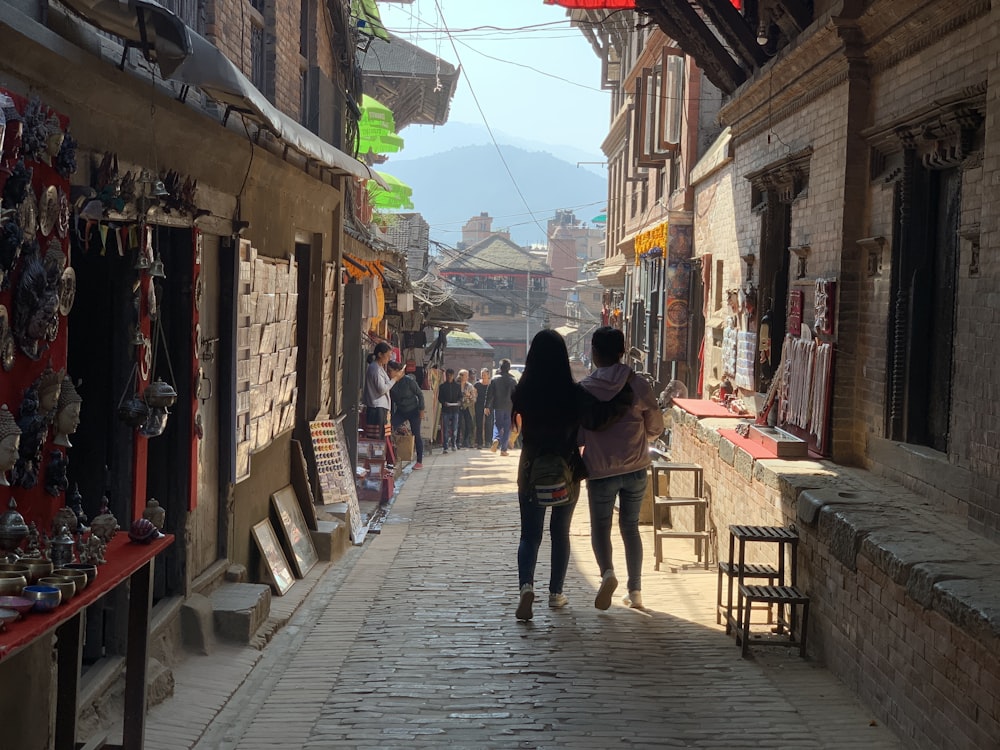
[439, 235, 550, 274]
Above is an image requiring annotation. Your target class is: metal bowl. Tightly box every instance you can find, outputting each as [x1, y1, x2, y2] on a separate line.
[24, 558, 53, 583]
[0, 595, 33, 614]
[0, 563, 30, 578]
[38, 576, 75, 603]
[21, 584, 61, 612]
[61, 563, 98, 586]
[52, 568, 87, 593]
[0, 572, 27, 596]
[0, 606, 19, 627]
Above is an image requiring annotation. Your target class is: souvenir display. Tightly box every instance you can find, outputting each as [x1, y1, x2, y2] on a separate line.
[47, 525, 74, 567]
[0, 498, 29, 561]
[90, 497, 119, 543]
[13, 367, 63, 488]
[17, 185, 36, 239]
[0, 215, 22, 288]
[12, 246, 61, 360]
[44, 450, 68, 497]
[69, 484, 89, 532]
[142, 498, 165, 530]
[128, 517, 160, 544]
[0, 405, 18, 488]
[0, 335, 14, 372]
[52, 376, 81, 448]
[3, 159, 31, 211]
[58, 266, 75, 315]
[56, 187, 69, 238]
[38, 185, 58, 237]
[79, 533, 106, 564]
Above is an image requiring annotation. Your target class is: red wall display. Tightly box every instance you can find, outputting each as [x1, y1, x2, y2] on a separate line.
[0, 90, 74, 537]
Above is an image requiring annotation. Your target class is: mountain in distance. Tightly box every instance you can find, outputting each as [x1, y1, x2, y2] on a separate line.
[396, 121, 607, 178]
[382, 142, 608, 248]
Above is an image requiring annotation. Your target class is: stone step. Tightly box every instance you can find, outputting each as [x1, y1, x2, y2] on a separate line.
[311, 518, 350, 562]
[209, 582, 272, 643]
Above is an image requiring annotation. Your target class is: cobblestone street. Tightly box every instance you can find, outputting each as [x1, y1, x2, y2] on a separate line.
[137, 449, 902, 749]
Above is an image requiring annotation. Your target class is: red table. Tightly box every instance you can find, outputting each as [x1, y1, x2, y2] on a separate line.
[0, 533, 174, 749]
[672, 398, 746, 418]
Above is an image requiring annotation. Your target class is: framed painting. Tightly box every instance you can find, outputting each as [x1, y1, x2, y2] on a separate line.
[271, 485, 318, 578]
[252, 518, 295, 596]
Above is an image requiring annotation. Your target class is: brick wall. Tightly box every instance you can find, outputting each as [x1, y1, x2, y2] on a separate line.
[671, 413, 1000, 748]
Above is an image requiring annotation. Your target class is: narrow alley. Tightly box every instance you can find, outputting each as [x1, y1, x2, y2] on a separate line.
[130, 449, 901, 750]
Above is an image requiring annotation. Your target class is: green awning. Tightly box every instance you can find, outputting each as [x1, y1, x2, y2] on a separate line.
[368, 171, 414, 210]
[351, 0, 389, 41]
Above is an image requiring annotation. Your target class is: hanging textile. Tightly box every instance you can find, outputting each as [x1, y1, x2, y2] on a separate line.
[734, 330, 757, 390]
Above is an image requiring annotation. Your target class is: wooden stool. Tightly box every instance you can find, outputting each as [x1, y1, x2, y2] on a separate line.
[716, 561, 780, 625]
[738, 584, 810, 658]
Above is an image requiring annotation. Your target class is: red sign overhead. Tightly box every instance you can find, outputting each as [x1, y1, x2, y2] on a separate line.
[544, 0, 636, 8]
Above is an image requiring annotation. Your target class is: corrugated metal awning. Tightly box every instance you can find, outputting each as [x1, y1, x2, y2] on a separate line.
[58, 0, 382, 184]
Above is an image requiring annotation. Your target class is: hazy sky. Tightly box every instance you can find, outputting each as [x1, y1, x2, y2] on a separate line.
[377, 1, 611, 156]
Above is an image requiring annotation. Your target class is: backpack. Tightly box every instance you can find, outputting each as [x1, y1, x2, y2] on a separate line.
[528, 453, 575, 507]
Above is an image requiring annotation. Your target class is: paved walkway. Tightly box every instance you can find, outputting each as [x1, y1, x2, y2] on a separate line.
[130, 448, 902, 749]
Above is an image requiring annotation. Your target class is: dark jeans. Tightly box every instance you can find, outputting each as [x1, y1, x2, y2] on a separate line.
[458, 408, 474, 447]
[441, 410, 459, 449]
[475, 408, 490, 447]
[517, 487, 579, 594]
[391, 409, 423, 462]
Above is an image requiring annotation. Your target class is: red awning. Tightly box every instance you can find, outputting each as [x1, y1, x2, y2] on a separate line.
[544, 0, 636, 8]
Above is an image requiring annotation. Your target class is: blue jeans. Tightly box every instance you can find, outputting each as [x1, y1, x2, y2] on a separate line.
[517, 486, 579, 594]
[442, 411, 459, 449]
[492, 410, 511, 450]
[587, 469, 648, 592]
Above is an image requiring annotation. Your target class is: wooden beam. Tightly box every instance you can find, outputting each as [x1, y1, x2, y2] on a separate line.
[637, 0, 745, 95]
[701, 0, 769, 70]
[776, 0, 810, 31]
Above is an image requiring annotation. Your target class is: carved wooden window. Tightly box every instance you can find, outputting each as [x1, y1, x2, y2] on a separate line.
[658, 50, 684, 152]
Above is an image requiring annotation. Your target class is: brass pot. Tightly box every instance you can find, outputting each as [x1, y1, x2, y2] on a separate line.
[144, 378, 177, 408]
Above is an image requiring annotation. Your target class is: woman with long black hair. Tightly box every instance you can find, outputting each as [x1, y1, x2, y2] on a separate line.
[511, 329, 631, 621]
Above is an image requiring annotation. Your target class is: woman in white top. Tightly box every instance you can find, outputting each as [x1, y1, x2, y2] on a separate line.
[365, 342, 402, 427]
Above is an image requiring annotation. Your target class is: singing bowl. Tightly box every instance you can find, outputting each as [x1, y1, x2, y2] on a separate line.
[38, 576, 76, 603]
[0, 606, 19, 627]
[52, 568, 88, 593]
[0, 595, 33, 614]
[0, 572, 27, 596]
[61, 563, 98, 586]
[21, 585, 61, 612]
[24, 558, 53, 582]
[0, 563, 30, 578]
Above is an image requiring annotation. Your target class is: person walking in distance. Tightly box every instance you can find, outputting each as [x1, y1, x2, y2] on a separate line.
[512, 330, 632, 621]
[579, 327, 664, 610]
[437, 369, 462, 453]
[485, 359, 517, 456]
[473, 368, 491, 449]
[390, 362, 425, 469]
[457, 369, 476, 449]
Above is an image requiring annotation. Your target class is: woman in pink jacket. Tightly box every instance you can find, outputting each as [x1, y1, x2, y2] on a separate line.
[578, 327, 664, 611]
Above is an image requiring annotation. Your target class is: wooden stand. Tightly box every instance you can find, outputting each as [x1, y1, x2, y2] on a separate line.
[651, 461, 711, 570]
[0, 534, 174, 749]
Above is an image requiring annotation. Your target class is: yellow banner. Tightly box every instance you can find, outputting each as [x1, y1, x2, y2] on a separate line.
[635, 221, 668, 258]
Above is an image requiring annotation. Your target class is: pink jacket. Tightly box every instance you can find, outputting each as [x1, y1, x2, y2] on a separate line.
[579, 364, 664, 481]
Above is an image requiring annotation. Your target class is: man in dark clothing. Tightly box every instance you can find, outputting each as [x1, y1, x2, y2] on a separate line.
[473, 368, 491, 449]
[390, 365, 425, 469]
[485, 359, 517, 456]
[437, 369, 462, 453]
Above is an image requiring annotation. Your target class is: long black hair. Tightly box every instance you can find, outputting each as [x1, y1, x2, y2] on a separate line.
[513, 329, 576, 422]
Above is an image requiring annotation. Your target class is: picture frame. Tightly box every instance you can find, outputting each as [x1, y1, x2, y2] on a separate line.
[251, 518, 295, 596]
[271, 485, 318, 578]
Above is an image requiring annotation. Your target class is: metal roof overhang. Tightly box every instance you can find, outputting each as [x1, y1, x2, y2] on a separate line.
[58, 0, 383, 184]
[597, 253, 628, 288]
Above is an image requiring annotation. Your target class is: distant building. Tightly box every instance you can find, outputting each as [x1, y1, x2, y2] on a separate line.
[382, 213, 431, 277]
[439, 222, 550, 363]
